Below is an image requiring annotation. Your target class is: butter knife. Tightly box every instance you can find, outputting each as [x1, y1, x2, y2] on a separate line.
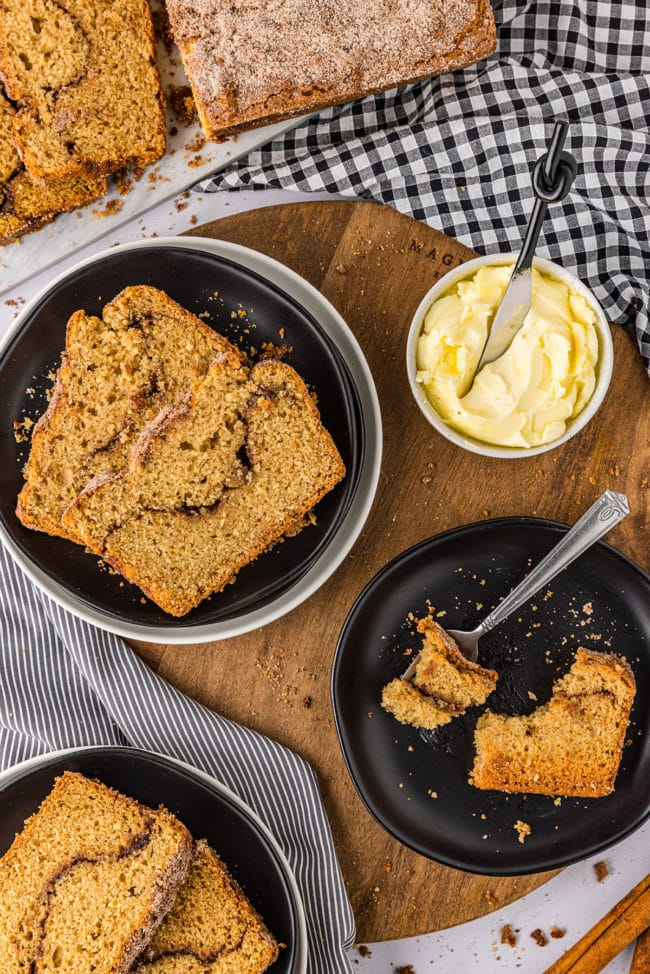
[473, 120, 577, 375]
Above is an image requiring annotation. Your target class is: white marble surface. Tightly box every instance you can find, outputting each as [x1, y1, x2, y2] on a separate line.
[1, 188, 646, 974]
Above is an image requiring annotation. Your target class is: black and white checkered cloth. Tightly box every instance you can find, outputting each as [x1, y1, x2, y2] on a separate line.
[199, 0, 650, 375]
[0, 545, 355, 973]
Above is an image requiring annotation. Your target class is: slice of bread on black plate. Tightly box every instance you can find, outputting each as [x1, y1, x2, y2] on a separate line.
[135, 840, 279, 974]
[0, 771, 192, 974]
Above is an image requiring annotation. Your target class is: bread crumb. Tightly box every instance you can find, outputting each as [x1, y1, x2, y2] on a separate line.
[500, 924, 517, 946]
[395, 967, 415, 974]
[594, 860, 609, 882]
[485, 890, 497, 906]
[550, 926, 565, 939]
[92, 198, 123, 219]
[335, 264, 348, 274]
[514, 820, 531, 844]
[531, 929, 548, 946]
[356, 944, 372, 957]
[169, 85, 197, 125]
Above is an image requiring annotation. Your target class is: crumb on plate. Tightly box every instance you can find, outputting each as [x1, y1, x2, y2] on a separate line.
[514, 820, 532, 844]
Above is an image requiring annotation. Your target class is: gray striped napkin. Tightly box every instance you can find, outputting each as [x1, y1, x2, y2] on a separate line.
[0, 545, 355, 973]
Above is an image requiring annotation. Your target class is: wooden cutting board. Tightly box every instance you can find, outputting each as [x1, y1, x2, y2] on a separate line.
[131, 201, 650, 942]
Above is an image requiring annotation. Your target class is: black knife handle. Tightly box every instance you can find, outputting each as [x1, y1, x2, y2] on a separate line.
[514, 122, 578, 275]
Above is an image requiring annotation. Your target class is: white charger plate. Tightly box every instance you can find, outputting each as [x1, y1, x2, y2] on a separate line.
[0, 236, 382, 643]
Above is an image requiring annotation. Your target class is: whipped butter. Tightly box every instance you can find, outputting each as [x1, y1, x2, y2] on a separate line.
[416, 264, 599, 448]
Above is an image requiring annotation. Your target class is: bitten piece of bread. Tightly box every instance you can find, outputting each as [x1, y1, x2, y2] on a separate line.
[382, 617, 498, 730]
[470, 648, 636, 797]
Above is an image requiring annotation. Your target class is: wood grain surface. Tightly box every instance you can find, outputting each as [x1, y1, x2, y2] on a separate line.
[130, 201, 650, 941]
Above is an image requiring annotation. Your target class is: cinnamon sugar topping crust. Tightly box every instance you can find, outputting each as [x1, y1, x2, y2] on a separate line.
[165, 0, 496, 139]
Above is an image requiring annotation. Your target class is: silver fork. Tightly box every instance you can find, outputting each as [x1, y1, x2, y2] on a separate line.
[403, 490, 629, 673]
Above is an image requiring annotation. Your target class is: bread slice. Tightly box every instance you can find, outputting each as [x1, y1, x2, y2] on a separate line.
[0, 0, 165, 181]
[63, 355, 346, 615]
[382, 617, 498, 730]
[164, 0, 496, 141]
[0, 90, 105, 243]
[16, 286, 236, 542]
[135, 841, 279, 974]
[470, 648, 636, 797]
[0, 771, 192, 974]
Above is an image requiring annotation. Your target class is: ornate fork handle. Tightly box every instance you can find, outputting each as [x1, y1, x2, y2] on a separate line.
[477, 491, 629, 639]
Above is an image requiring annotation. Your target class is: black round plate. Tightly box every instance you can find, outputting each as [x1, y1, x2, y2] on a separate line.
[0, 747, 299, 972]
[0, 246, 363, 626]
[331, 518, 650, 875]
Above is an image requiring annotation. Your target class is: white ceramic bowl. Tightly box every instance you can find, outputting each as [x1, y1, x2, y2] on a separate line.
[406, 253, 614, 459]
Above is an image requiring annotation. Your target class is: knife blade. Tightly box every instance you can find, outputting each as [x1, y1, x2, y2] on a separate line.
[475, 265, 532, 371]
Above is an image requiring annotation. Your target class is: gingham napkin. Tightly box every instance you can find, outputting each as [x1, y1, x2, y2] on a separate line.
[0, 544, 355, 974]
[198, 0, 650, 375]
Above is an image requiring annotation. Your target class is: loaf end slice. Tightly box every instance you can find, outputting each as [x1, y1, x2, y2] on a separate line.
[0, 0, 166, 181]
[64, 357, 346, 615]
[470, 648, 636, 797]
[0, 771, 192, 974]
[135, 840, 279, 974]
[16, 285, 236, 542]
[382, 617, 498, 730]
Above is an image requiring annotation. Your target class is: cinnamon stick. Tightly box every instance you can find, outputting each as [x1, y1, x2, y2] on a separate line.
[630, 926, 650, 974]
[543, 874, 650, 974]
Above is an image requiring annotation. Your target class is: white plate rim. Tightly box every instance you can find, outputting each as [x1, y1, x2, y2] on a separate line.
[0, 744, 309, 974]
[0, 235, 382, 643]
